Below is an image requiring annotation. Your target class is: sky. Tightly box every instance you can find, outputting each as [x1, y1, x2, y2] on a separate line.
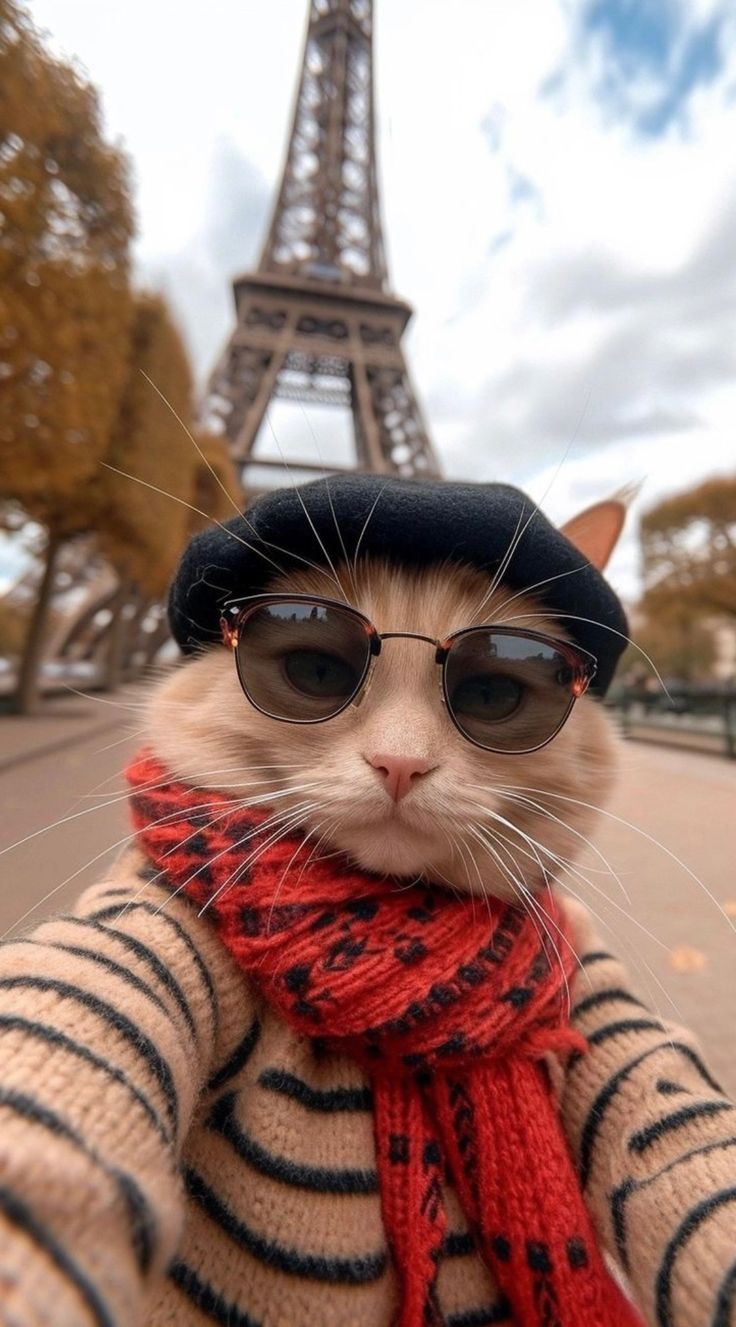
[15, 0, 736, 601]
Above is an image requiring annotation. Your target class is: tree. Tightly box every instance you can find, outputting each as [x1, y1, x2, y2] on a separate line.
[97, 293, 240, 684]
[0, 0, 134, 709]
[100, 292, 198, 599]
[618, 607, 717, 686]
[640, 475, 736, 622]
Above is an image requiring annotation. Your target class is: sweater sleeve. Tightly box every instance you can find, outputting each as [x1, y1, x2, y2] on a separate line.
[0, 847, 256, 1327]
[559, 898, 736, 1327]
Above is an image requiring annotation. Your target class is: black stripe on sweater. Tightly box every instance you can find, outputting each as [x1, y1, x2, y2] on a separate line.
[0, 1086, 156, 1273]
[0, 1013, 169, 1144]
[586, 1018, 665, 1047]
[89, 901, 218, 1036]
[629, 1100, 734, 1155]
[258, 1067, 373, 1112]
[208, 1018, 261, 1090]
[714, 1259, 736, 1327]
[21, 938, 173, 1025]
[579, 1040, 723, 1187]
[207, 1090, 379, 1194]
[0, 1183, 115, 1327]
[62, 915, 197, 1042]
[0, 976, 178, 1132]
[446, 1300, 513, 1326]
[610, 1137, 736, 1272]
[184, 1166, 387, 1284]
[655, 1188, 736, 1327]
[573, 987, 648, 1018]
[169, 1259, 261, 1327]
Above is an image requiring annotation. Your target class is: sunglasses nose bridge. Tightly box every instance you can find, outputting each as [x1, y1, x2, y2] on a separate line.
[378, 630, 439, 649]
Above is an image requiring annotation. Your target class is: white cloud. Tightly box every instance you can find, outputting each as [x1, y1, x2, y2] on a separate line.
[26, 0, 736, 603]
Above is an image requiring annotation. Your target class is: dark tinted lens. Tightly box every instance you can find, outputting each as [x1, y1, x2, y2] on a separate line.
[235, 600, 371, 721]
[445, 631, 577, 752]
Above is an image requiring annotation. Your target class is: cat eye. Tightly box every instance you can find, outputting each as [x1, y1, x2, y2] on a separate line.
[221, 594, 597, 755]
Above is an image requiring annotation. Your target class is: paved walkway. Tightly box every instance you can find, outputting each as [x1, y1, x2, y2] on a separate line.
[0, 699, 734, 1092]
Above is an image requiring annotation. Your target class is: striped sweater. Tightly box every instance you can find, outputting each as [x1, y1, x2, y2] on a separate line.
[0, 850, 734, 1327]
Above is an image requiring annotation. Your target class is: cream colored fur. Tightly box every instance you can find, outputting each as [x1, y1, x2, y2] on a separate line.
[145, 555, 619, 904]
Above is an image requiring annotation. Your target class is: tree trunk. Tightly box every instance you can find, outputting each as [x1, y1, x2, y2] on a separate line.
[13, 532, 61, 715]
[141, 614, 171, 667]
[121, 594, 147, 680]
[101, 580, 129, 692]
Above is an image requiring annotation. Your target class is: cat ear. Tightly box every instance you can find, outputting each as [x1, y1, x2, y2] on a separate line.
[559, 487, 636, 571]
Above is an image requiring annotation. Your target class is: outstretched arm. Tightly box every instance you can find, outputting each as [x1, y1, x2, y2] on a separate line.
[560, 898, 736, 1327]
[0, 849, 254, 1327]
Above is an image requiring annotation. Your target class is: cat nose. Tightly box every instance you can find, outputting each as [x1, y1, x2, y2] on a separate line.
[366, 753, 433, 803]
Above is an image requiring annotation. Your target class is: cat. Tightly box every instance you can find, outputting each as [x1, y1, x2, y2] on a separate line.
[1, 484, 732, 1327]
[146, 496, 625, 904]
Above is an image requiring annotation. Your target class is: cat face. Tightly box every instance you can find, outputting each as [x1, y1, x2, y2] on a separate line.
[146, 553, 619, 903]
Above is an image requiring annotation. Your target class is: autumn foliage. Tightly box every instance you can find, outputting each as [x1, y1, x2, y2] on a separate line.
[641, 475, 736, 622]
[0, 0, 237, 709]
[619, 474, 736, 686]
[100, 292, 239, 599]
[0, 0, 134, 536]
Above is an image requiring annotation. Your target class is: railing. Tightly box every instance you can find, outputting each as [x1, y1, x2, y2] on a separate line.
[610, 687, 736, 760]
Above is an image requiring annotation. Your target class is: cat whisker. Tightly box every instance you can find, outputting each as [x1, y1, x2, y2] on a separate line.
[100, 461, 289, 582]
[140, 369, 245, 525]
[296, 404, 360, 603]
[263, 412, 350, 606]
[468, 784, 631, 904]
[80, 762, 313, 804]
[289, 813, 346, 890]
[470, 819, 587, 986]
[552, 871, 685, 1031]
[496, 848, 574, 1016]
[91, 728, 150, 758]
[265, 806, 340, 935]
[493, 783, 736, 937]
[471, 799, 687, 1023]
[440, 827, 480, 907]
[151, 799, 318, 919]
[468, 820, 573, 1014]
[467, 421, 584, 624]
[464, 823, 527, 932]
[497, 610, 672, 701]
[57, 686, 150, 713]
[114, 785, 321, 921]
[0, 791, 266, 938]
[467, 508, 525, 626]
[457, 827, 496, 925]
[470, 797, 671, 954]
[139, 370, 358, 594]
[490, 563, 590, 624]
[199, 801, 323, 918]
[351, 480, 393, 582]
[80, 772, 304, 798]
[473, 810, 682, 1024]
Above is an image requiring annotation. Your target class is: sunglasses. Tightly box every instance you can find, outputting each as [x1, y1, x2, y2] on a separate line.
[220, 594, 597, 755]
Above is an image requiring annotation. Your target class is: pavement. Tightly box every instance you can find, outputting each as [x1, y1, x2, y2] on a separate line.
[0, 695, 734, 1094]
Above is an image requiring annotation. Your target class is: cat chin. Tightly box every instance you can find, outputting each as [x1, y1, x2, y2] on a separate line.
[330, 823, 442, 879]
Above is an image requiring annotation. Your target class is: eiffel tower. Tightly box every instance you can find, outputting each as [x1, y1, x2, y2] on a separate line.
[205, 0, 441, 490]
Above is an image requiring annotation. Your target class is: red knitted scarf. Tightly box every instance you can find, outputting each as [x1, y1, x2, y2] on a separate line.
[127, 751, 641, 1327]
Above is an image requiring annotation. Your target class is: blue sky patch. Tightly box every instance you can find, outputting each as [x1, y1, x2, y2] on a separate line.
[562, 1, 727, 136]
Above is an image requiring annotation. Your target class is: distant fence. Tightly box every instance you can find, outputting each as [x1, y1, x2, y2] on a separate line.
[610, 687, 736, 760]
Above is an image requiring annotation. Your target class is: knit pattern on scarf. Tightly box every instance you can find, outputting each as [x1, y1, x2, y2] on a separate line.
[127, 751, 642, 1327]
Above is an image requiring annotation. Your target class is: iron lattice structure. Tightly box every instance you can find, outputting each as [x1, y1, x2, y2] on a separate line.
[205, 0, 441, 488]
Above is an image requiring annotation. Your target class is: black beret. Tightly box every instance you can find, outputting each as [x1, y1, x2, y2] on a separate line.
[168, 474, 628, 695]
